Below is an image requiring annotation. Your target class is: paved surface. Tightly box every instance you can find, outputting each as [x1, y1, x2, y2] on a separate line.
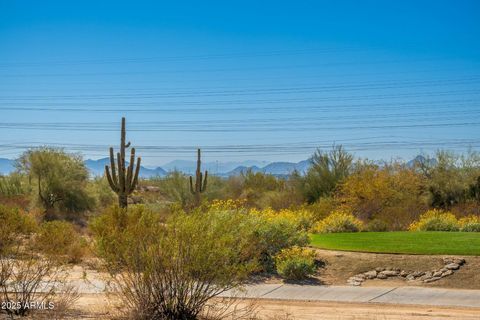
[220, 284, 480, 308]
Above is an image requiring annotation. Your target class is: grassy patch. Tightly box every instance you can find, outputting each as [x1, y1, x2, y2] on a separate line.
[309, 232, 480, 256]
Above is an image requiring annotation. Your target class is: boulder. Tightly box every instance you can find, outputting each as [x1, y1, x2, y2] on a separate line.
[364, 270, 377, 279]
[424, 276, 442, 283]
[406, 274, 416, 281]
[442, 270, 454, 277]
[443, 257, 454, 264]
[377, 273, 388, 279]
[380, 270, 399, 277]
[412, 271, 424, 277]
[433, 271, 443, 277]
[445, 263, 460, 270]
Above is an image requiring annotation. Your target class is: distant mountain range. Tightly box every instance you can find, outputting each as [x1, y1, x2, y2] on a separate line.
[0, 156, 433, 178]
[0, 157, 309, 178]
[84, 158, 167, 178]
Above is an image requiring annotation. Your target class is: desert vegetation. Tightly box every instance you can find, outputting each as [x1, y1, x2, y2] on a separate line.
[0, 118, 479, 319]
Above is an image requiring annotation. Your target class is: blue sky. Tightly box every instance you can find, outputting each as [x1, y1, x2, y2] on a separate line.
[1, 0, 479, 166]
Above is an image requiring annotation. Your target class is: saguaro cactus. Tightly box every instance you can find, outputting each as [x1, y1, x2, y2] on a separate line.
[105, 117, 141, 208]
[189, 148, 207, 206]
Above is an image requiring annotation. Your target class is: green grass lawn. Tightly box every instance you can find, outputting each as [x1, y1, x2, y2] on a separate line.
[309, 232, 480, 255]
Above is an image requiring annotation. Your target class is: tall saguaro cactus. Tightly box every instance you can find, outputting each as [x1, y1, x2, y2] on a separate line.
[105, 117, 141, 208]
[189, 148, 207, 206]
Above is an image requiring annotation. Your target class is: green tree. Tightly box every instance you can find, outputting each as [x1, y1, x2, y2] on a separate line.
[417, 150, 480, 209]
[302, 145, 354, 203]
[16, 147, 93, 218]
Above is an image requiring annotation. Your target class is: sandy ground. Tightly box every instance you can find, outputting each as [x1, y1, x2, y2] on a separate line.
[69, 294, 480, 320]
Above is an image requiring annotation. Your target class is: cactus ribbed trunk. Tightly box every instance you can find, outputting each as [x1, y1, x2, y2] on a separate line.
[189, 148, 207, 207]
[105, 117, 141, 208]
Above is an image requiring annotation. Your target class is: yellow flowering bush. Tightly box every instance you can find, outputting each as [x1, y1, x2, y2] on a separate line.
[312, 209, 363, 233]
[207, 199, 247, 212]
[459, 215, 480, 232]
[408, 209, 459, 231]
[250, 207, 314, 231]
[274, 246, 317, 280]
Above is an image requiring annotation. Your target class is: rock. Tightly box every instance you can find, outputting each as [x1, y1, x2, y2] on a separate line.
[350, 277, 365, 283]
[348, 275, 365, 283]
[364, 270, 377, 279]
[412, 271, 424, 277]
[145, 186, 160, 192]
[377, 273, 388, 279]
[424, 276, 442, 283]
[442, 270, 454, 277]
[380, 270, 399, 277]
[453, 258, 465, 265]
[425, 271, 433, 277]
[354, 274, 366, 280]
[445, 263, 460, 270]
[443, 257, 454, 264]
[400, 270, 409, 277]
[433, 271, 443, 277]
[347, 278, 362, 286]
[406, 274, 416, 281]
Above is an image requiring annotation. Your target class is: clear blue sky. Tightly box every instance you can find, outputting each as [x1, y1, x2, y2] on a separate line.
[1, 0, 479, 166]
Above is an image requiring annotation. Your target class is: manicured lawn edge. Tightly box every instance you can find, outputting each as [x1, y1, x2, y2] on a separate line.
[309, 231, 480, 256]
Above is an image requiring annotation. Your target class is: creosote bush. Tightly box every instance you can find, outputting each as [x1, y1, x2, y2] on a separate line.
[408, 209, 459, 231]
[0, 205, 37, 253]
[274, 246, 317, 280]
[91, 205, 260, 320]
[0, 205, 79, 319]
[35, 220, 88, 263]
[312, 209, 363, 233]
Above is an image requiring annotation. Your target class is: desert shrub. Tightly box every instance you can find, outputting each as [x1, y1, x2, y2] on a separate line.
[0, 205, 37, 253]
[417, 150, 480, 209]
[459, 215, 480, 232]
[0, 254, 78, 318]
[274, 246, 317, 280]
[0, 206, 78, 318]
[0, 173, 27, 196]
[35, 220, 88, 263]
[87, 177, 116, 209]
[91, 205, 258, 320]
[408, 209, 459, 231]
[301, 145, 354, 203]
[154, 171, 193, 208]
[90, 205, 164, 268]
[250, 207, 314, 231]
[336, 162, 427, 230]
[240, 207, 308, 271]
[204, 201, 308, 272]
[312, 209, 363, 233]
[365, 219, 389, 232]
[307, 197, 338, 222]
[207, 199, 247, 212]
